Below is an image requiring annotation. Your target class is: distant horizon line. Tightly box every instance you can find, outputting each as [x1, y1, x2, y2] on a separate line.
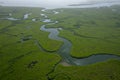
[0, 1, 120, 9]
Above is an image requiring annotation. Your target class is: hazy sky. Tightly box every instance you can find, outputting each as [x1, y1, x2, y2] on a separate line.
[0, 0, 120, 8]
[0, 0, 87, 4]
[0, 0, 87, 3]
[0, 0, 86, 8]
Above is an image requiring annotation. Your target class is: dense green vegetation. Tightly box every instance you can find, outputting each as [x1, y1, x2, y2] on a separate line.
[0, 6, 120, 80]
[0, 6, 62, 80]
[47, 6, 120, 57]
[50, 60, 120, 80]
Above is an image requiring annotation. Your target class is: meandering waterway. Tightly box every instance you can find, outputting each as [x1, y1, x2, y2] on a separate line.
[40, 24, 120, 66]
[39, 9, 120, 66]
[1, 8, 120, 66]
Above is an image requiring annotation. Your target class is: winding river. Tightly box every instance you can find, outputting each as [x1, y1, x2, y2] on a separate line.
[1, 8, 120, 80]
[2, 9, 120, 66]
[40, 11, 120, 66]
[40, 24, 120, 66]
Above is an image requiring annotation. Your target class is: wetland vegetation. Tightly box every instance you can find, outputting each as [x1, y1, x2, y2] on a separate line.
[0, 5, 120, 80]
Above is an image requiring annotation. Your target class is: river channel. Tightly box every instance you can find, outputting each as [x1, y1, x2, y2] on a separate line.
[39, 8, 120, 66]
[1, 8, 120, 66]
[40, 24, 120, 66]
[1, 9, 120, 66]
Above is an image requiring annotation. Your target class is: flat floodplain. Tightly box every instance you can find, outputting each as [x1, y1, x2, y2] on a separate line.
[0, 6, 120, 80]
